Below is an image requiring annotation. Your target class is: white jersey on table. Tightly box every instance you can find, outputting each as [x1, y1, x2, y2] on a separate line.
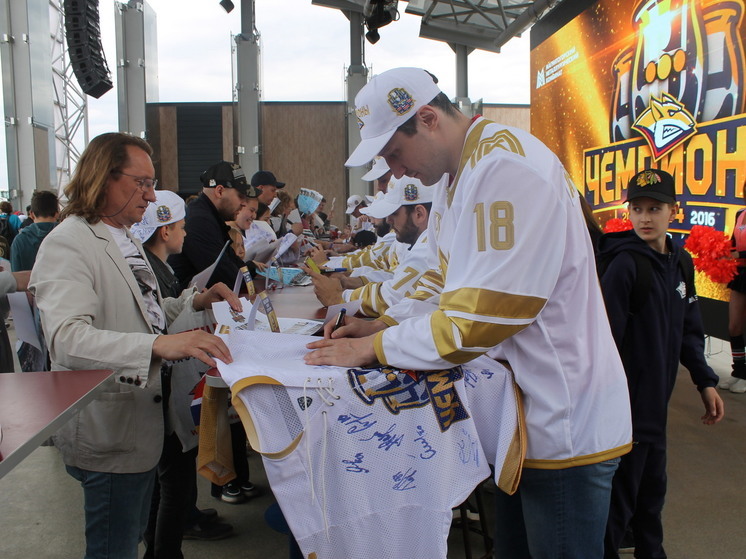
[216, 330, 521, 559]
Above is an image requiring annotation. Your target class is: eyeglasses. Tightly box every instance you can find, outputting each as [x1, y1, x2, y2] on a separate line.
[113, 170, 158, 191]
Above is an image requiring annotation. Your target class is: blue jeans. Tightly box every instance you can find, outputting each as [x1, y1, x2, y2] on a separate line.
[494, 458, 620, 559]
[66, 465, 157, 559]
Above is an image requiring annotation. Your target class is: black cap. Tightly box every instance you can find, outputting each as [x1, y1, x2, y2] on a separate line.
[250, 170, 285, 189]
[625, 169, 676, 204]
[200, 161, 257, 197]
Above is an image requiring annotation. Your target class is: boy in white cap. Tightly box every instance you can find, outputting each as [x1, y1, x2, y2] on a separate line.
[131, 190, 235, 553]
[305, 67, 633, 558]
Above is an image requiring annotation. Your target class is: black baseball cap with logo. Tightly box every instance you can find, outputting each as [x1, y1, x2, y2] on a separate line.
[625, 169, 676, 204]
[250, 170, 285, 189]
[200, 161, 257, 197]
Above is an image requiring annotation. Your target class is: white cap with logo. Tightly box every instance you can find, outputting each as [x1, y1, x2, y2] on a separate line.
[346, 68, 441, 168]
[130, 190, 186, 243]
[361, 176, 434, 219]
[361, 157, 391, 181]
[345, 194, 366, 214]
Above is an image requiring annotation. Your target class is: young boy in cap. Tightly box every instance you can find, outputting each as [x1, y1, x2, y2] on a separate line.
[598, 169, 724, 558]
[131, 191, 234, 553]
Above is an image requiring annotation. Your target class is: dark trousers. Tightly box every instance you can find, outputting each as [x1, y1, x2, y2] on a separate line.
[604, 440, 667, 559]
[143, 433, 197, 559]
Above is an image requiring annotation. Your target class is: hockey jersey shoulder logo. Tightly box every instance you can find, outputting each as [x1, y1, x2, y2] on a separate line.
[631, 92, 696, 160]
[346, 366, 469, 432]
[469, 129, 526, 168]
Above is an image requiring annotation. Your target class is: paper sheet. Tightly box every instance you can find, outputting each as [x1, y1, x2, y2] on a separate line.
[189, 240, 231, 292]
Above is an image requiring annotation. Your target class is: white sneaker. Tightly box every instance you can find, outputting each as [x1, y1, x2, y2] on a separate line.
[718, 376, 740, 390]
[730, 378, 746, 393]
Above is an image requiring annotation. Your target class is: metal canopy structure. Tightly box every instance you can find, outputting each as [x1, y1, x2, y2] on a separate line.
[313, 0, 563, 53]
[406, 0, 561, 53]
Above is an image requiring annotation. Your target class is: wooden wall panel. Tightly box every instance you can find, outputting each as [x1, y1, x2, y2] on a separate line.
[157, 106, 179, 191]
[482, 104, 530, 131]
[261, 102, 347, 228]
[221, 106, 234, 162]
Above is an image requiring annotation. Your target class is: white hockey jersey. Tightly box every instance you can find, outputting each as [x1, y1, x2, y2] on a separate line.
[343, 232, 430, 318]
[217, 330, 522, 559]
[372, 117, 632, 467]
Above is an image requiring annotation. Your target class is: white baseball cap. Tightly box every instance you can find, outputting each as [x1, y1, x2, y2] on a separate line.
[361, 176, 434, 219]
[361, 157, 391, 181]
[130, 190, 186, 243]
[345, 194, 366, 214]
[345, 68, 442, 168]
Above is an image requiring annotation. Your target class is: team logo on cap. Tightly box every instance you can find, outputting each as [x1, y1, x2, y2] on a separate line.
[403, 183, 419, 201]
[636, 170, 661, 187]
[156, 205, 172, 223]
[388, 88, 415, 115]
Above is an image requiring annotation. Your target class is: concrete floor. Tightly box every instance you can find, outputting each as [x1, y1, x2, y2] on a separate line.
[1, 336, 745, 558]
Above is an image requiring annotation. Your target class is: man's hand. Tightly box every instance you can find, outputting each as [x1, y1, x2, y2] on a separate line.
[307, 245, 328, 266]
[340, 275, 364, 289]
[153, 330, 232, 368]
[322, 314, 387, 339]
[12, 271, 31, 291]
[301, 265, 344, 307]
[700, 386, 725, 425]
[253, 260, 268, 272]
[291, 222, 304, 236]
[304, 335, 378, 367]
[193, 282, 242, 312]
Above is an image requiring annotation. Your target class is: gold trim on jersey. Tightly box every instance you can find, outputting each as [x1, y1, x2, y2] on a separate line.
[495, 362, 526, 496]
[522, 442, 633, 470]
[379, 314, 399, 327]
[468, 129, 526, 169]
[409, 288, 436, 302]
[421, 268, 444, 290]
[359, 283, 388, 318]
[373, 330, 388, 364]
[438, 249, 449, 277]
[448, 119, 491, 208]
[230, 376, 305, 460]
[441, 287, 546, 320]
[430, 311, 526, 364]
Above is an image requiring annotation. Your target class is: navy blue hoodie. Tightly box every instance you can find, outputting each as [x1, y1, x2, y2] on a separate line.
[598, 230, 718, 443]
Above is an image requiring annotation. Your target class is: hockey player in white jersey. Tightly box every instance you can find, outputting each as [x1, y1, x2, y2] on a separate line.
[306, 176, 439, 318]
[306, 67, 632, 559]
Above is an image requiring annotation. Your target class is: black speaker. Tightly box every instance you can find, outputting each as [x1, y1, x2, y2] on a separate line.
[64, 0, 112, 99]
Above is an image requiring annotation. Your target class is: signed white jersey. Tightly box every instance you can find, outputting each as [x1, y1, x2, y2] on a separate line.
[217, 330, 522, 559]
[373, 117, 632, 467]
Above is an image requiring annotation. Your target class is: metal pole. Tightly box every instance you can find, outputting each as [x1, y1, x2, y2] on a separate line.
[346, 10, 368, 200]
[236, 0, 260, 171]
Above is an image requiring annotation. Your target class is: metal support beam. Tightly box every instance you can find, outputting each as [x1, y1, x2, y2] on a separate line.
[450, 42, 479, 117]
[235, 0, 260, 171]
[0, 0, 55, 207]
[346, 10, 368, 200]
[115, 1, 159, 138]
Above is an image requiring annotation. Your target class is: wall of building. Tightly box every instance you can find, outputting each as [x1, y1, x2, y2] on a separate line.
[147, 101, 530, 228]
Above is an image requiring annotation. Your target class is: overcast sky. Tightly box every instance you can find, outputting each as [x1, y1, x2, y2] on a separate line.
[86, 0, 530, 137]
[1, 0, 531, 195]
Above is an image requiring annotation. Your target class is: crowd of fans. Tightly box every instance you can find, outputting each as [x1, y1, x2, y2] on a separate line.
[0, 66, 735, 559]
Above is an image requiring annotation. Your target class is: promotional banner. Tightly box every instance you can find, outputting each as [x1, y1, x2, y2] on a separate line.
[531, 0, 746, 303]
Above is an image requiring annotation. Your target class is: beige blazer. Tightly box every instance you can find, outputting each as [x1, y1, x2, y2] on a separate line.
[30, 216, 193, 473]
